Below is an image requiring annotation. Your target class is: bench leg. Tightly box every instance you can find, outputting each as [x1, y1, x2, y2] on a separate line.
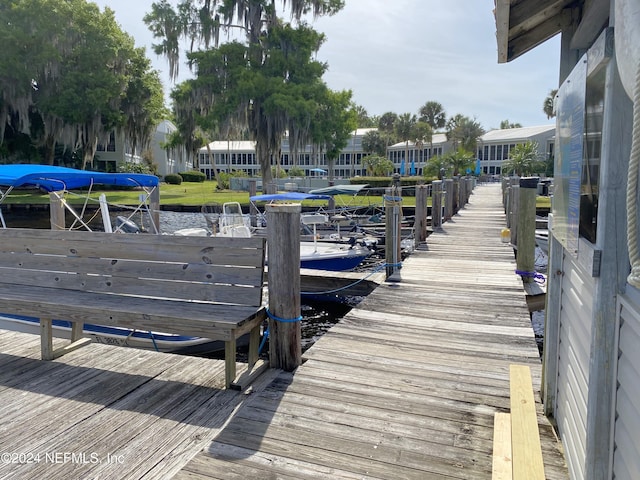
[40, 318, 54, 361]
[71, 321, 84, 342]
[224, 338, 237, 388]
[247, 323, 261, 369]
[39, 318, 92, 361]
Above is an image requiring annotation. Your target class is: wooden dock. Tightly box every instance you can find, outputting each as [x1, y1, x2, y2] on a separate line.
[0, 332, 274, 479]
[0, 183, 566, 479]
[176, 183, 567, 479]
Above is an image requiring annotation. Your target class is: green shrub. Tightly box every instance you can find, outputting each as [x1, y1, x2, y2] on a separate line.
[178, 170, 206, 182]
[217, 170, 248, 190]
[164, 173, 183, 185]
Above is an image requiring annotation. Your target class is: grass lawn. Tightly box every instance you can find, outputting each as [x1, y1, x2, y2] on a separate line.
[3, 180, 552, 210]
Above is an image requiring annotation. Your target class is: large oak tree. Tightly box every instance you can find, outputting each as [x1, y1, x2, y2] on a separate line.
[144, 0, 346, 188]
[0, 0, 165, 168]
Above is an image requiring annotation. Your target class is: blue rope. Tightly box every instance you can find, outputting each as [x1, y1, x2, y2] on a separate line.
[149, 331, 160, 352]
[515, 269, 546, 284]
[265, 308, 302, 323]
[258, 326, 269, 355]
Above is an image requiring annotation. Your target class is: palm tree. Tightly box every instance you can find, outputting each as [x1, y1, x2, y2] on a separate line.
[413, 121, 433, 173]
[500, 119, 522, 129]
[446, 114, 484, 153]
[394, 113, 416, 174]
[543, 89, 558, 119]
[501, 141, 542, 176]
[445, 149, 475, 176]
[418, 101, 446, 131]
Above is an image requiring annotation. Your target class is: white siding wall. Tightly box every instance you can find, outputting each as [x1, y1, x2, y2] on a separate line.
[557, 253, 595, 480]
[612, 292, 640, 479]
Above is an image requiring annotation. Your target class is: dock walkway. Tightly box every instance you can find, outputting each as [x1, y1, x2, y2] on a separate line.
[177, 183, 567, 479]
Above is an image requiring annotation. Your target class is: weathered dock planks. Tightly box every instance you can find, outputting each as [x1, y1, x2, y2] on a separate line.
[177, 183, 567, 479]
[0, 334, 275, 479]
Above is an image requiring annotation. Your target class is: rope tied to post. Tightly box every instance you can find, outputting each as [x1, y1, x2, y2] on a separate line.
[259, 308, 303, 356]
[515, 269, 546, 285]
[265, 308, 302, 323]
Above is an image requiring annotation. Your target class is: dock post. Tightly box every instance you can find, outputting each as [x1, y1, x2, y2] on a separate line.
[414, 184, 428, 246]
[249, 180, 258, 227]
[452, 176, 460, 214]
[516, 177, 539, 282]
[385, 175, 402, 281]
[49, 192, 65, 230]
[444, 178, 454, 221]
[266, 203, 302, 371]
[149, 186, 161, 234]
[510, 184, 520, 246]
[431, 180, 443, 229]
[458, 176, 466, 209]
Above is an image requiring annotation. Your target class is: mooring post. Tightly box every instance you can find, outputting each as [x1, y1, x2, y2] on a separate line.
[431, 180, 443, 229]
[249, 180, 258, 227]
[458, 176, 466, 209]
[516, 177, 539, 282]
[266, 203, 302, 371]
[49, 192, 65, 230]
[443, 178, 454, 221]
[510, 184, 520, 246]
[385, 174, 402, 281]
[414, 184, 428, 246]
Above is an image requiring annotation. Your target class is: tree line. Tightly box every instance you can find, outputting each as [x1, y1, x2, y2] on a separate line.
[0, 0, 166, 170]
[1, 0, 558, 184]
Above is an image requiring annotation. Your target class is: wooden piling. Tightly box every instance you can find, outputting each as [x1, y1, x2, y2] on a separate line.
[510, 185, 520, 246]
[149, 186, 160, 233]
[431, 180, 443, 229]
[49, 192, 65, 230]
[458, 176, 466, 209]
[266, 203, 302, 371]
[385, 181, 402, 281]
[516, 177, 539, 283]
[249, 179, 258, 227]
[444, 178, 454, 221]
[414, 184, 428, 246]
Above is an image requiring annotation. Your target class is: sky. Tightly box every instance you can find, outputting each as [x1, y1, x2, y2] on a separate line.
[91, 0, 561, 131]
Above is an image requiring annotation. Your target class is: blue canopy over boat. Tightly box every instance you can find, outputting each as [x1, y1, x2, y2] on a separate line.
[250, 192, 331, 202]
[0, 164, 159, 192]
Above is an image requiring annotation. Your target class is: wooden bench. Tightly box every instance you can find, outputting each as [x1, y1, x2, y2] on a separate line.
[0, 227, 267, 389]
[492, 364, 545, 480]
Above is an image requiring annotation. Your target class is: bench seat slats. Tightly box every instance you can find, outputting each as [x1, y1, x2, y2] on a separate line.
[0, 284, 266, 339]
[0, 228, 265, 267]
[0, 266, 262, 305]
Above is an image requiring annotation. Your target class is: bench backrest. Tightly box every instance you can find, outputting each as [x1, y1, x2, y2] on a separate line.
[0, 228, 266, 307]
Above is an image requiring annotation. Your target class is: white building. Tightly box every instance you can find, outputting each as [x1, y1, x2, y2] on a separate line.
[387, 133, 451, 175]
[476, 125, 555, 175]
[197, 128, 378, 179]
[94, 120, 190, 177]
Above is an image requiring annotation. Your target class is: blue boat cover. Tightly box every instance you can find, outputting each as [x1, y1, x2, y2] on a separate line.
[250, 192, 331, 202]
[0, 164, 159, 192]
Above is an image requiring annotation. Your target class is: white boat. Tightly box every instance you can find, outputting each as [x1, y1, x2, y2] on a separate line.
[176, 199, 374, 272]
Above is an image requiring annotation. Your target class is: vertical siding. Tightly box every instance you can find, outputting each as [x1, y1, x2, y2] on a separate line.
[613, 295, 640, 479]
[557, 254, 594, 480]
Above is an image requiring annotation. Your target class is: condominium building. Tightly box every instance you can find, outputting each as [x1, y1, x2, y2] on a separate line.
[476, 125, 555, 175]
